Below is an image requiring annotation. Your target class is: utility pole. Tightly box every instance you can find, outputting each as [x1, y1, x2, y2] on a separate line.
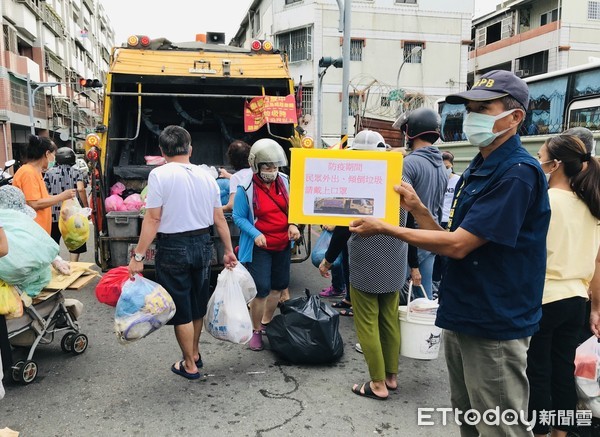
[26, 74, 60, 135]
[340, 0, 352, 147]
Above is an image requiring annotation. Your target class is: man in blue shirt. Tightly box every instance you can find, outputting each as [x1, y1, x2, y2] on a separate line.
[350, 70, 550, 437]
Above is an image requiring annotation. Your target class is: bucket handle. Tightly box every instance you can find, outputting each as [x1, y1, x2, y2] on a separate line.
[406, 280, 430, 323]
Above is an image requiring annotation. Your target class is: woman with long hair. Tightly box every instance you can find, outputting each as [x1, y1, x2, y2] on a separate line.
[12, 135, 76, 234]
[528, 134, 600, 437]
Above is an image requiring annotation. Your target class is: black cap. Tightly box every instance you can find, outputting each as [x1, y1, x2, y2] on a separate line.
[446, 70, 529, 110]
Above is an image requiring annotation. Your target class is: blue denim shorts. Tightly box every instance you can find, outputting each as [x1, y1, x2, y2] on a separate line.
[245, 245, 291, 298]
[155, 233, 213, 325]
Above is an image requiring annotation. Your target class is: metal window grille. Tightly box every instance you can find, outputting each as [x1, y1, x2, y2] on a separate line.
[381, 96, 390, 107]
[589, 1, 600, 19]
[349, 94, 360, 116]
[3, 25, 17, 53]
[350, 39, 363, 61]
[396, 0, 417, 4]
[403, 42, 423, 63]
[285, 0, 302, 4]
[10, 81, 45, 112]
[301, 87, 313, 115]
[277, 27, 312, 63]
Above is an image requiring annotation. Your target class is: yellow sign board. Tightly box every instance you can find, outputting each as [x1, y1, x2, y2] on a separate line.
[289, 148, 403, 227]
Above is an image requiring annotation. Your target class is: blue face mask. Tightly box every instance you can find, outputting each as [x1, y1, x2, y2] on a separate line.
[463, 109, 517, 148]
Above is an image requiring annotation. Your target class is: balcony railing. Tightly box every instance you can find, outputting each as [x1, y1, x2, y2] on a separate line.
[42, 3, 66, 37]
[82, 0, 94, 13]
[15, 0, 42, 18]
[44, 52, 66, 80]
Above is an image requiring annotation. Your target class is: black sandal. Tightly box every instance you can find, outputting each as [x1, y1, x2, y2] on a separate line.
[332, 300, 352, 309]
[351, 382, 388, 401]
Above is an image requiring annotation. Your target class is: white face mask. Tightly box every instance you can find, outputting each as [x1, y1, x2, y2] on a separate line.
[260, 171, 277, 183]
[445, 167, 452, 177]
[463, 109, 517, 148]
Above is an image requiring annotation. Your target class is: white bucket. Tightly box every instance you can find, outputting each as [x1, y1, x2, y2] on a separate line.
[399, 283, 442, 360]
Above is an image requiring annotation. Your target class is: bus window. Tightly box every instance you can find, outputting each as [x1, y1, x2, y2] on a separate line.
[439, 102, 466, 142]
[574, 69, 600, 99]
[567, 98, 600, 131]
[525, 76, 568, 135]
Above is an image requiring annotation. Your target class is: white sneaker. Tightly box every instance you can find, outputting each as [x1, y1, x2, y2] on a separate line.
[355, 343, 363, 354]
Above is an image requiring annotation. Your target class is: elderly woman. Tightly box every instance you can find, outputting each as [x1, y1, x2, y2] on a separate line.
[12, 135, 75, 234]
[233, 138, 300, 351]
[320, 130, 407, 400]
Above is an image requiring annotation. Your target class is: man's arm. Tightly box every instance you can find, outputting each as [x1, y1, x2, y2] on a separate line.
[213, 207, 237, 268]
[128, 206, 161, 276]
[589, 247, 600, 337]
[350, 219, 486, 259]
[396, 182, 443, 231]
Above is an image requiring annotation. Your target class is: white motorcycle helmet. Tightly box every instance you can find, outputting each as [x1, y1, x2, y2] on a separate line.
[248, 138, 288, 173]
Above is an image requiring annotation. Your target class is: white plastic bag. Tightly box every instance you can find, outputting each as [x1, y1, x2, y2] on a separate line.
[231, 263, 257, 304]
[114, 275, 176, 343]
[204, 268, 252, 344]
[575, 335, 600, 418]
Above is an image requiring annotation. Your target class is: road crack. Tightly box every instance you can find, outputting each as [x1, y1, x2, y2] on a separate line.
[255, 364, 304, 436]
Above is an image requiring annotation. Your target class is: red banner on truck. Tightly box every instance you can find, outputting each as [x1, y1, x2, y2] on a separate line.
[244, 94, 297, 132]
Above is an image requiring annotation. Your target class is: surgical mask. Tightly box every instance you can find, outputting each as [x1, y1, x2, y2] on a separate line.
[47, 160, 56, 169]
[260, 171, 277, 183]
[445, 167, 452, 177]
[463, 109, 517, 148]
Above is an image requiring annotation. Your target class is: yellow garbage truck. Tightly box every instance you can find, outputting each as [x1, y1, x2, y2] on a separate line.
[85, 33, 310, 272]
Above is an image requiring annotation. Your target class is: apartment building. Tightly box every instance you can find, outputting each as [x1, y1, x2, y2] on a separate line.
[0, 0, 114, 164]
[231, 0, 474, 143]
[470, 0, 600, 81]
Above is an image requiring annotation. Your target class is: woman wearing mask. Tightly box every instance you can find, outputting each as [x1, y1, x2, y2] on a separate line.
[233, 139, 300, 351]
[527, 135, 600, 437]
[13, 135, 76, 234]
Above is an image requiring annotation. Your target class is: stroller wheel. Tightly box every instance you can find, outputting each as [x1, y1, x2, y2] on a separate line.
[11, 360, 25, 382]
[61, 332, 76, 353]
[19, 360, 38, 385]
[71, 334, 88, 355]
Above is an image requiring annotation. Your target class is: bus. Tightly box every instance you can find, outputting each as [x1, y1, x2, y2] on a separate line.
[84, 34, 311, 272]
[438, 62, 600, 172]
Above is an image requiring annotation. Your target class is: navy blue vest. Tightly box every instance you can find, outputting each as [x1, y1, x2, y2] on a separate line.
[436, 135, 551, 340]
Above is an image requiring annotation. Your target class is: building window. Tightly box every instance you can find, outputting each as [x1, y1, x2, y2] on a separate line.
[380, 96, 390, 107]
[350, 39, 364, 61]
[252, 10, 261, 36]
[589, 1, 600, 20]
[10, 81, 45, 112]
[540, 8, 559, 26]
[302, 87, 313, 115]
[516, 50, 549, 77]
[277, 27, 312, 63]
[285, 0, 302, 4]
[403, 42, 424, 63]
[3, 25, 17, 53]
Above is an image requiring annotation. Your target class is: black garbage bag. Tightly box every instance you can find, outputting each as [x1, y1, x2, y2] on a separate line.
[266, 289, 344, 364]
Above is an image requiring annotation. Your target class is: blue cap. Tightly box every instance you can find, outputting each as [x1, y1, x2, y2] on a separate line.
[445, 70, 529, 110]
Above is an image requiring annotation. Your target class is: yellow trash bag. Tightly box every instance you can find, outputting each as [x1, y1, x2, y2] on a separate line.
[0, 281, 22, 318]
[58, 198, 91, 251]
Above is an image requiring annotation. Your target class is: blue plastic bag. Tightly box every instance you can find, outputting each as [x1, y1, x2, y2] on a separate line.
[114, 275, 176, 343]
[310, 230, 342, 268]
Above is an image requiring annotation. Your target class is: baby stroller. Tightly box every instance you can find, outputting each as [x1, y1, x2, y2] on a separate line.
[6, 286, 88, 385]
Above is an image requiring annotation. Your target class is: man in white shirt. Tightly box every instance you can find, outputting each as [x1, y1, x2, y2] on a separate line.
[129, 125, 237, 380]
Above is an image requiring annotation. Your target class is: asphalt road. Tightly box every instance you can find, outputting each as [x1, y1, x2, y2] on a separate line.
[1, 243, 455, 436]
